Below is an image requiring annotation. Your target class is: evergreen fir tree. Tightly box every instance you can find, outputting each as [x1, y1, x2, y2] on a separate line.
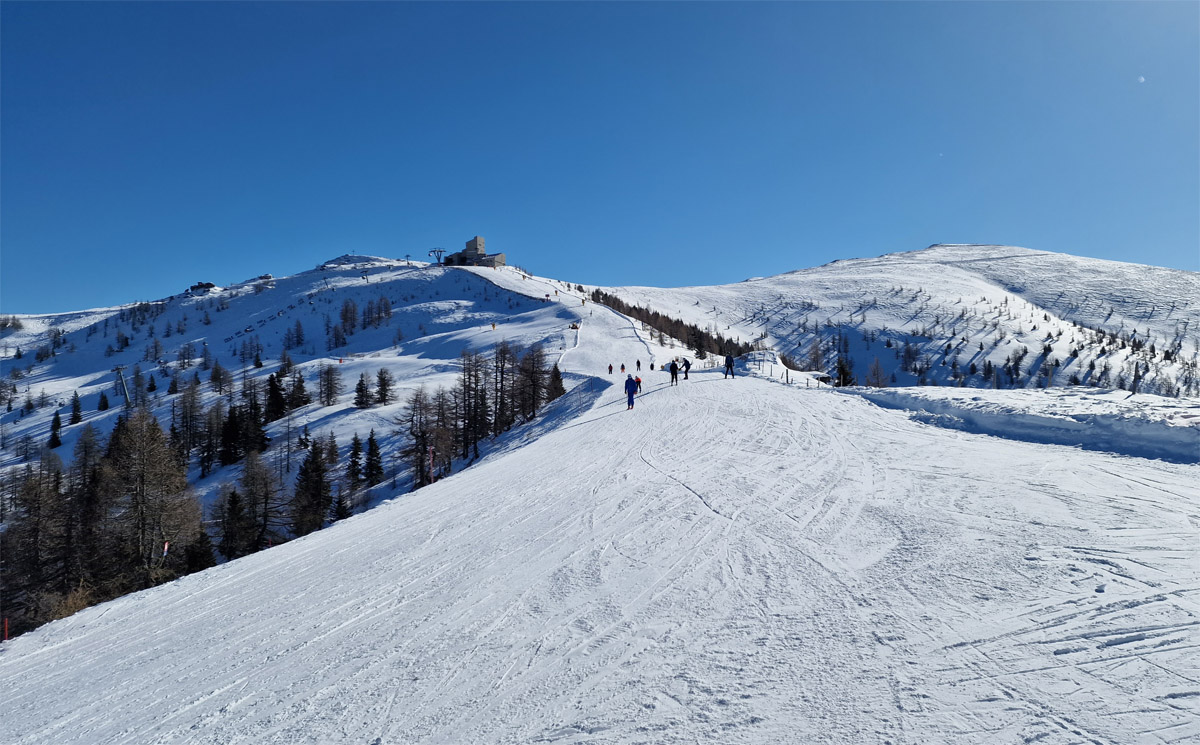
[219, 407, 244, 466]
[264, 373, 288, 422]
[376, 368, 394, 405]
[354, 373, 373, 408]
[218, 487, 253, 560]
[290, 441, 330, 537]
[48, 411, 63, 448]
[288, 372, 311, 409]
[323, 431, 339, 467]
[330, 486, 352, 522]
[97, 392, 110, 411]
[364, 429, 384, 486]
[185, 527, 217, 573]
[547, 364, 567, 402]
[346, 433, 363, 488]
[69, 391, 83, 424]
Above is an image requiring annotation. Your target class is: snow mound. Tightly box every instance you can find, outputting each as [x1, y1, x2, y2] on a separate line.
[851, 386, 1200, 463]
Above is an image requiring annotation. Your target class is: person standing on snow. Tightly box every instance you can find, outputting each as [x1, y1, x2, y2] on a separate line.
[608, 364, 613, 374]
[621, 364, 625, 373]
[724, 354, 735, 378]
[624, 374, 638, 409]
[636, 359, 641, 371]
[668, 360, 679, 386]
[635, 375, 642, 393]
[682, 358, 691, 380]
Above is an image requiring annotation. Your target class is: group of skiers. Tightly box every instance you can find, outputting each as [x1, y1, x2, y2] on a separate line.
[614, 354, 737, 410]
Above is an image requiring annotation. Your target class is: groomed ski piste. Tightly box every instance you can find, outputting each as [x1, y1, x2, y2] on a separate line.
[2, 256, 1199, 745]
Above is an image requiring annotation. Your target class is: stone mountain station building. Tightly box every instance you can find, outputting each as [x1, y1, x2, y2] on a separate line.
[443, 236, 506, 268]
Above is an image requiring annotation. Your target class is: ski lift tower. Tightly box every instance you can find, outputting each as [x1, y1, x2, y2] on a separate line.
[112, 366, 132, 407]
[428, 248, 447, 265]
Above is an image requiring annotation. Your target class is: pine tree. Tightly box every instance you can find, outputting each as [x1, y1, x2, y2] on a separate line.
[324, 431, 339, 467]
[97, 392, 110, 411]
[346, 433, 363, 488]
[364, 429, 384, 486]
[198, 401, 224, 477]
[69, 391, 83, 424]
[264, 373, 288, 422]
[240, 381, 268, 455]
[288, 372, 311, 409]
[3, 454, 66, 631]
[219, 406, 245, 466]
[354, 373, 372, 408]
[290, 440, 330, 537]
[217, 487, 253, 560]
[48, 411, 63, 448]
[547, 364, 567, 402]
[330, 486, 352, 522]
[375, 368, 394, 405]
[184, 527, 216, 573]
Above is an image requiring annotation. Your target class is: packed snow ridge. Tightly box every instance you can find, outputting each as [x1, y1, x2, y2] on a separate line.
[1, 245, 1198, 744]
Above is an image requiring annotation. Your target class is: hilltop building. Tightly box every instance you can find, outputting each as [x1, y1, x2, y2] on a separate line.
[444, 236, 506, 268]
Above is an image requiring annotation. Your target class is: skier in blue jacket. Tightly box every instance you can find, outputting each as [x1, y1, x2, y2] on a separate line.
[624, 374, 638, 410]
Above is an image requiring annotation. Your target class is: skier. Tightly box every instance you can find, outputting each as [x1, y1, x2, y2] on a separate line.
[724, 354, 735, 378]
[650, 362, 655, 371]
[635, 375, 642, 393]
[669, 360, 679, 386]
[621, 364, 626, 373]
[636, 359, 641, 371]
[682, 358, 691, 380]
[608, 364, 613, 375]
[624, 374, 638, 410]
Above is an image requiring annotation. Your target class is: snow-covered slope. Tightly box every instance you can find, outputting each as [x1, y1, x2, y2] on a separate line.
[1, 245, 1198, 744]
[0, 258, 591, 504]
[599, 244, 1200, 396]
[2, 355, 1197, 744]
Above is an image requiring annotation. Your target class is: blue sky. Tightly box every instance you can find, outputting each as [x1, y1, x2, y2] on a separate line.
[2, 1, 1196, 314]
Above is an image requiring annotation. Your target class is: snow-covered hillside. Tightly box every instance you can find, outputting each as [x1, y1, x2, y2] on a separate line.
[600, 244, 1200, 396]
[0, 258, 590, 505]
[1, 245, 1198, 744]
[2, 352, 1197, 744]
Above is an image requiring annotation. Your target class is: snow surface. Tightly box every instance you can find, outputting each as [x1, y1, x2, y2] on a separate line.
[3, 275, 1199, 744]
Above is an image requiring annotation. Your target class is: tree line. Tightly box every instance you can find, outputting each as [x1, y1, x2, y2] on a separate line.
[587, 289, 752, 359]
[399, 341, 565, 487]
[2, 409, 214, 637]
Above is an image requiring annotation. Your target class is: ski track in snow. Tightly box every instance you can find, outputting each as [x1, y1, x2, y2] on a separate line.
[2, 270, 1199, 744]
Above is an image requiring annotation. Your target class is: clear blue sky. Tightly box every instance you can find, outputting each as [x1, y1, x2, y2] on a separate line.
[2, 1, 1196, 314]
